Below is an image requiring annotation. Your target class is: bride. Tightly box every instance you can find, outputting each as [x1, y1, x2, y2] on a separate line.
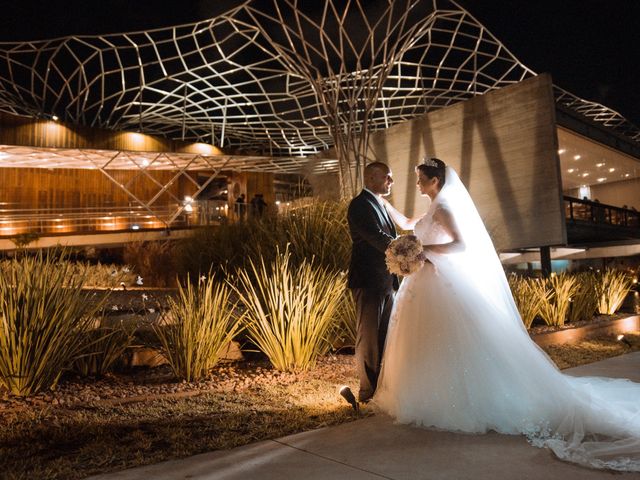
[374, 157, 640, 471]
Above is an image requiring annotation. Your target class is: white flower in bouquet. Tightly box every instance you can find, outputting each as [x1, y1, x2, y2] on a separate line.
[385, 235, 424, 276]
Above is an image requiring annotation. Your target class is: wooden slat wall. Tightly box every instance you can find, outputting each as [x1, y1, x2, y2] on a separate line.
[368, 74, 566, 251]
[0, 111, 223, 154]
[0, 168, 182, 209]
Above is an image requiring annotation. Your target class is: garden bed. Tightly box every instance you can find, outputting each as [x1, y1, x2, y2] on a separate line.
[3, 331, 640, 480]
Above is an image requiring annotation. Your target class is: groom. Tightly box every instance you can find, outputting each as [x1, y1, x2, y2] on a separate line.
[347, 161, 399, 403]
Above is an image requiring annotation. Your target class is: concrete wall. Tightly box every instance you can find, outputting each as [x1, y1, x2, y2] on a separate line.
[367, 74, 566, 251]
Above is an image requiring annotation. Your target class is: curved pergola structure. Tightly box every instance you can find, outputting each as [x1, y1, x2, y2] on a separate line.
[1, 0, 636, 162]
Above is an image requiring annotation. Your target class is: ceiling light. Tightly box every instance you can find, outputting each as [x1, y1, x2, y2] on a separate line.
[625, 173, 631, 177]
[573, 155, 581, 160]
[608, 168, 615, 172]
[558, 148, 566, 154]
[596, 163, 604, 167]
[597, 177, 606, 182]
[581, 173, 589, 177]
[567, 168, 575, 173]
[52, 115, 59, 121]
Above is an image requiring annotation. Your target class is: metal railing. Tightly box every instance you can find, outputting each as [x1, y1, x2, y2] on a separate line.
[0, 201, 229, 237]
[564, 196, 640, 228]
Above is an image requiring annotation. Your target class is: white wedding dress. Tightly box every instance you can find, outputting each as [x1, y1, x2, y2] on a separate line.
[374, 167, 640, 471]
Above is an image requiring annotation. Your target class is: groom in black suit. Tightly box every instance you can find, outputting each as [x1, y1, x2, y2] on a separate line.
[347, 161, 399, 403]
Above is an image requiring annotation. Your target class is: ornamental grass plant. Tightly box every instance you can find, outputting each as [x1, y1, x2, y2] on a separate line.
[72, 323, 136, 377]
[594, 268, 635, 315]
[154, 275, 244, 382]
[269, 200, 351, 271]
[0, 259, 135, 289]
[233, 249, 346, 372]
[0, 250, 105, 396]
[567, 272, 598, 323]
[508, 275, 545, 329]
[535, 274, 579, 327]
[332, 288, 357, 349]
[175, 200, 351, 277]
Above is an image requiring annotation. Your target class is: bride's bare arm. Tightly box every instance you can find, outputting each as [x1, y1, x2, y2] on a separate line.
[423, 207, 465, 254]
[381, 198, 423, 230]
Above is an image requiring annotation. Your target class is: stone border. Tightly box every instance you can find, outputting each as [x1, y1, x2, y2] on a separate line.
[531, 315, 640, 347]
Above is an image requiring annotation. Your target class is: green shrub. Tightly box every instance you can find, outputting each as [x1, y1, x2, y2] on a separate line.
[175, 200, 350, 277]
[0, 251, 105, 396]
[154, 274, 244, 382]
[72, 323, 136, 377]
[270, 200, 350, 271]
[594, 268, 634, 315]
[124, 240, 176, 287]
[233, 248, 346, 372]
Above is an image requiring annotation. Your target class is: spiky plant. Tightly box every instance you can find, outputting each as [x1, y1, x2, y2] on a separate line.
[536, 274, 579, 327]
[594, 268, 634, 315]
[272, 200, 351, 271]
[331, 287, 357, 348]
[0, 251, 104, 396]
[72, 322, 136, 377]
[154, 274, 244, 382]
[233, 248, 346, 372]
[508, 275, 544, 329]
[567, 272, 598, 323]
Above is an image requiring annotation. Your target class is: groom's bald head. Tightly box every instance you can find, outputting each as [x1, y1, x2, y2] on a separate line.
[364, 162, 393, 196]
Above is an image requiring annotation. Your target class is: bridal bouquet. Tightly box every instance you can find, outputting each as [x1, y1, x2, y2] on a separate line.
[385, 235, 424, 276]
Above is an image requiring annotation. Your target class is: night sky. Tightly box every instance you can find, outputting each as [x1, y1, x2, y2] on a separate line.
[1, 0, 638, 127]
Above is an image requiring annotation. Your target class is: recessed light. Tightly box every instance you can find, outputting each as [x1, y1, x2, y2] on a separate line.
[597, 177, 606, 182]
[558, 149, 566, 154]
[573, 155, 581, 160]
[625, 173, 631, 177]
[581, 173, 589, 177]
[608, 167, 615, 172]
[596, 163, 604, 167]
[567, 168, 575, 173]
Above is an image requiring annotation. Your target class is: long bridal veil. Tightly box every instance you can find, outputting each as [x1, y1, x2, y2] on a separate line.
[378, 166, 640, 471]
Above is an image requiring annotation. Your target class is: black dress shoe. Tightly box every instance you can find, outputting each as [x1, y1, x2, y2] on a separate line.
[339, 386, 359, 413]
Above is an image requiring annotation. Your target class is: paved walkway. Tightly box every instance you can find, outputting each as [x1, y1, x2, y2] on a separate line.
[88, 352, 640, 480]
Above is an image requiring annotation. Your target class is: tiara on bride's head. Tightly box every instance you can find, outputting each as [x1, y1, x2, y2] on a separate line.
[421, 157, 440, 168]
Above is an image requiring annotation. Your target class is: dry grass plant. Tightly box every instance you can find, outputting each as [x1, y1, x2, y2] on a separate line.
[594, 268, 634, 315]
[233, 249, 346, 372]
[508, 275, 544, 329]
[0, 251, 107, 396]
[154, 275, 244, 381]
[535, 274, 579, 327]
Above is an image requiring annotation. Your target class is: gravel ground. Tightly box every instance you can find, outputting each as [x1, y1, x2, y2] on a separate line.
[0, 354, 357, 413]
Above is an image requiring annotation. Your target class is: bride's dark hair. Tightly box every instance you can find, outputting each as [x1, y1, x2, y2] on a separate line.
[416, 157, 446, 187]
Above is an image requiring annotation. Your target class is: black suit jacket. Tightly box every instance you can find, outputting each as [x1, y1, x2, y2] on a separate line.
[347, 190, 399, 292]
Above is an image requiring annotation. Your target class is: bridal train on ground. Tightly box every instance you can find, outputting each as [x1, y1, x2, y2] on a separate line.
[374, 166, 640, 471]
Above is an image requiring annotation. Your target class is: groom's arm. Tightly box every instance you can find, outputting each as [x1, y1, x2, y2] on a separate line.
[348, 200, 395, 253]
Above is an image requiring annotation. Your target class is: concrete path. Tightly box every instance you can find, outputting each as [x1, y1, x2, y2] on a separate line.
[88, 352, 640, 480]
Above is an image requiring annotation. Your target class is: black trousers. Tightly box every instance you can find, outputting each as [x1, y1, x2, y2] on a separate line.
[352, 288, 395, 401]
